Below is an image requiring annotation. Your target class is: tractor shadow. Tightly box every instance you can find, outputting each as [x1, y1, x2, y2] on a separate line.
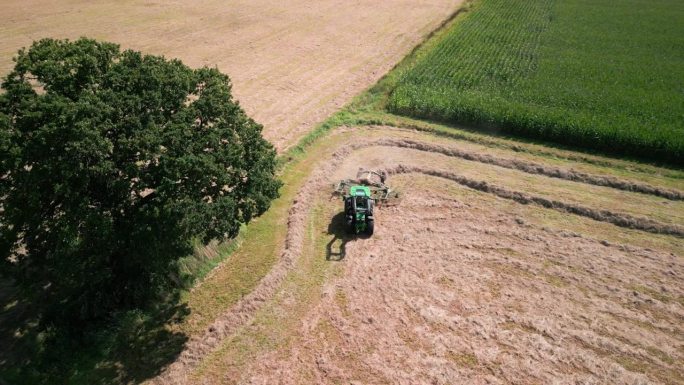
[326, 211, 370, 261]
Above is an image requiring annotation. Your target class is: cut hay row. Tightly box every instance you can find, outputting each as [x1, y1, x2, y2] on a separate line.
[371, 138, 684, 200]
[386, 164, 684, 237]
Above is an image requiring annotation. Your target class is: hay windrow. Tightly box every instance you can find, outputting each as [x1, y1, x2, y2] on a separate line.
[372, 138, 684, 201]
[385, 164, 684, 237]
[153, 146, 358, 384]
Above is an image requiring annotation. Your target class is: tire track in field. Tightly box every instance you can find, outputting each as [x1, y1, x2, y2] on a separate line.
[371, 138, 684, 200]
[385, 164, 684, 237]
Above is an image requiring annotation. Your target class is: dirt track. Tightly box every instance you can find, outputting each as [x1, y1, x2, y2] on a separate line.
[1, 0, 462, 151]
[161, 128, 683, 385]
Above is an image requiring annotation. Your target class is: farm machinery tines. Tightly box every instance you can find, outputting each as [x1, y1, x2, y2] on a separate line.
[332, 169, 400, 236]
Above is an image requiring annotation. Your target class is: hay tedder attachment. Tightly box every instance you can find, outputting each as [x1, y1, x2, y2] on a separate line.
[332, 169, 400, 236]
[332, 169, 400, 204]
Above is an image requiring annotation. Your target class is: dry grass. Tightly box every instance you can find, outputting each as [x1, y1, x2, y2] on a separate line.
[1, 0, 463, 151]
[203, 128, 683, 384]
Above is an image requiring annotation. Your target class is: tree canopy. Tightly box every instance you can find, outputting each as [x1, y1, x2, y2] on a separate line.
[0, 38, 281, 328]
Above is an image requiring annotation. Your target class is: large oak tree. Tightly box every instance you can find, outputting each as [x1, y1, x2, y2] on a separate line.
[0, 38, 281, 328]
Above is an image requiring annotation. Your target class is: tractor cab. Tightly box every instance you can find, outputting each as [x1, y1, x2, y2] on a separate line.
[333, 169, 399, 237]
[351, 186, 371, 210]
[344, 185, 374, 235]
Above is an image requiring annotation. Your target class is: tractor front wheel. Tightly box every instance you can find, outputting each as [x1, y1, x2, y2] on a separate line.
[366, 219, 374, 236]
[347, 218, 355, 234]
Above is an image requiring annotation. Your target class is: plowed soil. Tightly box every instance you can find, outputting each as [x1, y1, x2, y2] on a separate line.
[1, 0, 462, 151]
[162, 127, 683, 385]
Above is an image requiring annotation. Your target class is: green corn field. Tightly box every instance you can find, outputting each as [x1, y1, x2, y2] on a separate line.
[388, 0, 684, 164]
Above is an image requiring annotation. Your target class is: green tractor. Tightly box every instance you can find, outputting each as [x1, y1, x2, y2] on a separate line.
[333, 169, 399, 237]
[344, 185, 375, 235]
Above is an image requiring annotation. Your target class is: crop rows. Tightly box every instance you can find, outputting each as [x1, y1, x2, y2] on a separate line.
[388, 0, 684, 164]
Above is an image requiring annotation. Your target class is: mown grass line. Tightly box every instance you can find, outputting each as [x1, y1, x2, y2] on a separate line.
[398, 173, 684, 255]
[319, 108, 684, 179]
[364, 137, 684, 200]
[189, 200, 342, 383]
[174, 126, 359, 338]
[386, 164, 684, 237]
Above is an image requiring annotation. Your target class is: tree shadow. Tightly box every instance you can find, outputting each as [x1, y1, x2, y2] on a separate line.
[0, 279, 189, 385]
[101, 297, 190, 384]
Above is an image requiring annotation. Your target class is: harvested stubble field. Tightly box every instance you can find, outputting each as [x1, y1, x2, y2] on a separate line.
[1, 0, 463, 151]
[151, 127, 684, 385]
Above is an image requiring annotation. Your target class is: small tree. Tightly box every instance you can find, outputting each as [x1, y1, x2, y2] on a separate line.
[0, 38, 281, 328]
